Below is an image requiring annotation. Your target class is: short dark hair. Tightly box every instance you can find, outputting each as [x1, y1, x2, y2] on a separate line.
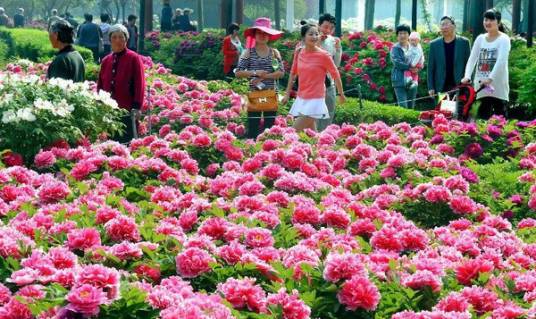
[84, 13, 93, 21]
[300, 23, 318, 38]
[50, 20, 75, 44]
[128, 14, 137, 22]
[227, 23, 239, 35]
[395, 24, 411, 35]
[319, 13, 336, 26]
[101, 13, 110, 23]
[440, 15, 455, 25]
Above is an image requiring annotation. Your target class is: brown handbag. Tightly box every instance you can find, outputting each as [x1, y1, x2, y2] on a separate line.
[247, 89, 278, 112]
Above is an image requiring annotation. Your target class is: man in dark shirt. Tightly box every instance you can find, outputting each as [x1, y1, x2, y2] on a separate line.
[161, 1, 173, 32]
[126, 14, 138, 51]
[77, 13, 102, 63]
[13, 8, 25, 28]
[427, 16, 471, 97]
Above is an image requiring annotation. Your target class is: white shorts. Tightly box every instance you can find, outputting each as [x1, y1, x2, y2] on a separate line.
[289, 97, 329, 119]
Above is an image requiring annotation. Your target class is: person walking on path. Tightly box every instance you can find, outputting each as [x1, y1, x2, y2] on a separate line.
[282, 23, 346, 132]
[48, 9, 61, 30]
[161, 0, 173, 32]
[222, 23, 243, 77]
[427, 16, 471, 100]
[100, 13, 112, 59]
[462, 9, 511, 119]
[235, 17, 285, 139]
[126, 15, 139, 52]
[316, 13, 342, 132]
[13, 8, 25, 28]
[77, 14, 102, 63]
[390, 24, 421, 108]
[47, 20, 85, 82]
[172, 9, 182, 31]
[0, 8, 9, 27]
[98, 24, 146, 143]
[179, 8, 194, 32]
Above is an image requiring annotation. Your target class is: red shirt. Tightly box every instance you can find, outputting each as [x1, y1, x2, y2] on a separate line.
[97, 49, 146, 110]
[222, 35, 239, 74]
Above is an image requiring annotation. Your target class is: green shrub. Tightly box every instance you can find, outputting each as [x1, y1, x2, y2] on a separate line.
[335, 97, 421, 125]
[0, 27, 93, 65]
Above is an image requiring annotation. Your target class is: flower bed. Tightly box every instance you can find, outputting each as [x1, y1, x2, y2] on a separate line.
[0, 60, 534, 319]
[0, 63, 125, 164]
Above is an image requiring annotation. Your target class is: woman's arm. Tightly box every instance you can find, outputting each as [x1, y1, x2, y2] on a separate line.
[462, 35, 481, 82]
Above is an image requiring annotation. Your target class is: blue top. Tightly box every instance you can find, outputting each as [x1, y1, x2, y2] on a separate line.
[390, 42, 411, 88]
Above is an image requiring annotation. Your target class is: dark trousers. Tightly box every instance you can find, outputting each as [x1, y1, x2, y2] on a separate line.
[247, 111, 276, 139]
[100, 44, 111, 61]
[113, 114, 137, 144]
[477, 97, 506, 120]
[86, 46, 99, 64]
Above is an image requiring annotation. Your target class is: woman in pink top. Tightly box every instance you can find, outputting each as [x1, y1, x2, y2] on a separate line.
[282, 23, 346, 132]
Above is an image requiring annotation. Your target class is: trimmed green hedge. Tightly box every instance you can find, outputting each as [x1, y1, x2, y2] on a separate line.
[0, 27, 94, 65]
[335, 97, 421, 125]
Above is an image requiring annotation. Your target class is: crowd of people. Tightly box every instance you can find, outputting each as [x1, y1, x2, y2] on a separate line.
[11, 5, 510, 143]
[160, 0, 195, 33]
[223, 8, 511, 139]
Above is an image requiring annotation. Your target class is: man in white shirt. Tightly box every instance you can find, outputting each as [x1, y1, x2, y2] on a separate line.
[317, 13, 342, 132]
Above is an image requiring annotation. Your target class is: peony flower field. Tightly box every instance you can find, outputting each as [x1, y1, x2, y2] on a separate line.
[0, 58, 534, 319]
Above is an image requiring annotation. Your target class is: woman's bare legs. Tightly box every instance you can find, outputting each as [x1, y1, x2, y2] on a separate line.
[293, 116, 316, 132]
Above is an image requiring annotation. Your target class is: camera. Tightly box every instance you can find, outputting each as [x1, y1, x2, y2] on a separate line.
[255, 82, 266, 90]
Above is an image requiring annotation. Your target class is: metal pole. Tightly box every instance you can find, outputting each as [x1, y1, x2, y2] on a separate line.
[197, 0, 204, 32]
[512, 0, 521, 34]
[528, 0, 534, 47]
[274, 0, 280, 30]
[412, 0, 417, 30]
[286, 0, 294, 31]
[319, 0, 326, 15]
[335, 0, 342, 37]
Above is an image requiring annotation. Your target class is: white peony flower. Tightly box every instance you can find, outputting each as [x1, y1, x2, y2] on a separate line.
[2, 110, 17, 123]
[16, 108, 36, 122]
[34, 98, 54, 111]
[95, 90, 119, 109]
[54, 99, 74, 117]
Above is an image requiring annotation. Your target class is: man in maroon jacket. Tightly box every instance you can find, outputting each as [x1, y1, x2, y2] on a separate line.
[97, 24, 146, 143]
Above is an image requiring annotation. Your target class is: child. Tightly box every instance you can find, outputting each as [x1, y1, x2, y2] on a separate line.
[404, 31, 424, 90]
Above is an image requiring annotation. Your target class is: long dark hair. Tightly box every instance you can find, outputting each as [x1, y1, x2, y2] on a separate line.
[484, 9, 506, 33]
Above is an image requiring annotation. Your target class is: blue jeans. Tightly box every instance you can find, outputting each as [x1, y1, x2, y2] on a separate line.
[393, 86, 417, 108]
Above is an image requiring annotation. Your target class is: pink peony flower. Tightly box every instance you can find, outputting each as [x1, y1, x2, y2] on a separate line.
[104, 215, 141, 242]
[67, 228, 102, 251]
[176, 247, 215, 278]
[337, 275, 380, 311]
[217, 277, 266, 312]
[66, 284, 107, 316]
[34, 151, 56, 168]
[323, 252, 366, 283]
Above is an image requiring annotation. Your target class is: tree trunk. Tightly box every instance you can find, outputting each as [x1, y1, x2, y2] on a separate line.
[144, 0, 153, 32]
[528, 0, 534, 47]
[395, 0, 401, 27]
[197, 0, 204, 32]
[220, 0, 232, 29]
[335, 0, 342, 36]
[411, 0, 417, 30]
[364, 0, 375, 30]
[470, 0, 485, 40]
[285, 0, 294, 31]
[319, 0, 326, 15]
[513, 0, 521, 34]
[236, 0, 244, 24]
[274, 0, 280, 30]
[462, 0, 470, 31]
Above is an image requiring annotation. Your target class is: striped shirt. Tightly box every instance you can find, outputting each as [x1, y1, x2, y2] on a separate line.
[237, 48, 284, 91]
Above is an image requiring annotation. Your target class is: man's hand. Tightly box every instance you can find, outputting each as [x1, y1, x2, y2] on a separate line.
[461, 78, 471, 84]
[428, 90, 435, 96]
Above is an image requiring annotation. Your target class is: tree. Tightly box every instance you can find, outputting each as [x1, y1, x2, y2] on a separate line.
[364, 0, 375, 30]
[395, 0, 401, 27]
[244, 0, 306, 25]
[512, 0, 521, 34]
